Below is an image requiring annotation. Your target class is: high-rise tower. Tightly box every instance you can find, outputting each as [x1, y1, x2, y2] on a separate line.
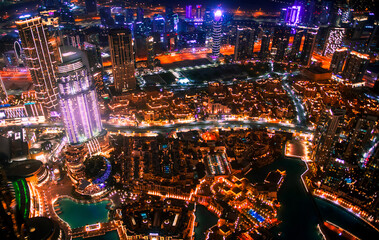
[300, 30, 317, 66]
[108, 28, 136, 92]
[16, 17, 59, 113]
[57, 46, 103, 145]
[212, 10, 223, 58]
[342, 51, 370, 82]
[234, 27, 255, 61]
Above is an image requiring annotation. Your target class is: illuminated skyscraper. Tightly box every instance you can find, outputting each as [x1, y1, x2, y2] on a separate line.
[330, 47, 348, 74]
[342, 51, 369, 82]
[285, 5, 301, 26]
[85, 0, 97, 14]
[323, 28, 345, 56]
[108, 28, 136, 92]
[211, 10, 222, 58]
[234, 27, 255, 61]
[58, 46, 103, 145]
[186, 5, 192, 19]
[312, 108, 345, 164]
[16, 17, 59, 113]
[196, 5, 202, 19]
[300, 30, 317, 66]
[152, 15, 166, 33]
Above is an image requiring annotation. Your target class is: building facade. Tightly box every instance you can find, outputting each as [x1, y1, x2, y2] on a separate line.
[57, 46, 103, 145]
[109, 29, 136, 92]
[16, 17, 60, 113]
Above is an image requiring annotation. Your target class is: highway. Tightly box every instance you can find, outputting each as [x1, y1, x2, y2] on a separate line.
[3, 119, 313, 135]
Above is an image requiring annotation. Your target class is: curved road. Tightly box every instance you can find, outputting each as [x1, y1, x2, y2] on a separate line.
[5, 119, 313, 135]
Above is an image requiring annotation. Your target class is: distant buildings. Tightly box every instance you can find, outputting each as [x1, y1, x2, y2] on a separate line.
[16, 17, 59, 114]
[108, 28, 136, 92]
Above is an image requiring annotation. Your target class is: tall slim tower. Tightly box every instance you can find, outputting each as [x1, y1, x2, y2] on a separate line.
[259, 33, 271, 60]
[16, 17, 59, 113]
[108, 29, 136, 93]
[58, 46, 103, 145]
[147, 36, 155, 69]
[300, 30, 317, 66]
[212, 10, 223, 58]
[186, 5, 192, 19]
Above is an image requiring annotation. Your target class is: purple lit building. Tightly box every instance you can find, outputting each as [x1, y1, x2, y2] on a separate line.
[286, 6, 301, 26]
[186, 5, 192, 19]
[58, 46, 103, 145]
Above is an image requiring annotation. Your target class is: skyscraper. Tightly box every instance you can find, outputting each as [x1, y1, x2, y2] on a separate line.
[211, 10, 222, 58]
[234, 27, 255, 61]
[196, 5, 202, 19]
[0, 76, 7, 103]
[300, 30, 317, 66]
[58, 46, 103, 145]
[108, 29, 136, 92]
[342, 51, 370, 82]
[289, 29, 303, 61]
[16, 17, 59, 113]
[312, 108, 346, 164]
[186, 5, 192, 19]
[259, 33, 271, 60]
[344, 115, 377, 162]
[147, 36, 155, 69]
[330, 47, 348, 74]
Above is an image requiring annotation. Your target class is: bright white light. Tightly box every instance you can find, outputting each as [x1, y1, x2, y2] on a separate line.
[62, 51, 76, 57]
[214, 10, 222, 17]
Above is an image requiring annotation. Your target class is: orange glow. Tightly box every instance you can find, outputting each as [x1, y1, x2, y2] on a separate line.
[102, 61, 112, 67]
[312, 53, 332, 69]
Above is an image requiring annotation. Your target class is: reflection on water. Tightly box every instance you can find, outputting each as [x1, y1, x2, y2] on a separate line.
[56, 198, 110, 229]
